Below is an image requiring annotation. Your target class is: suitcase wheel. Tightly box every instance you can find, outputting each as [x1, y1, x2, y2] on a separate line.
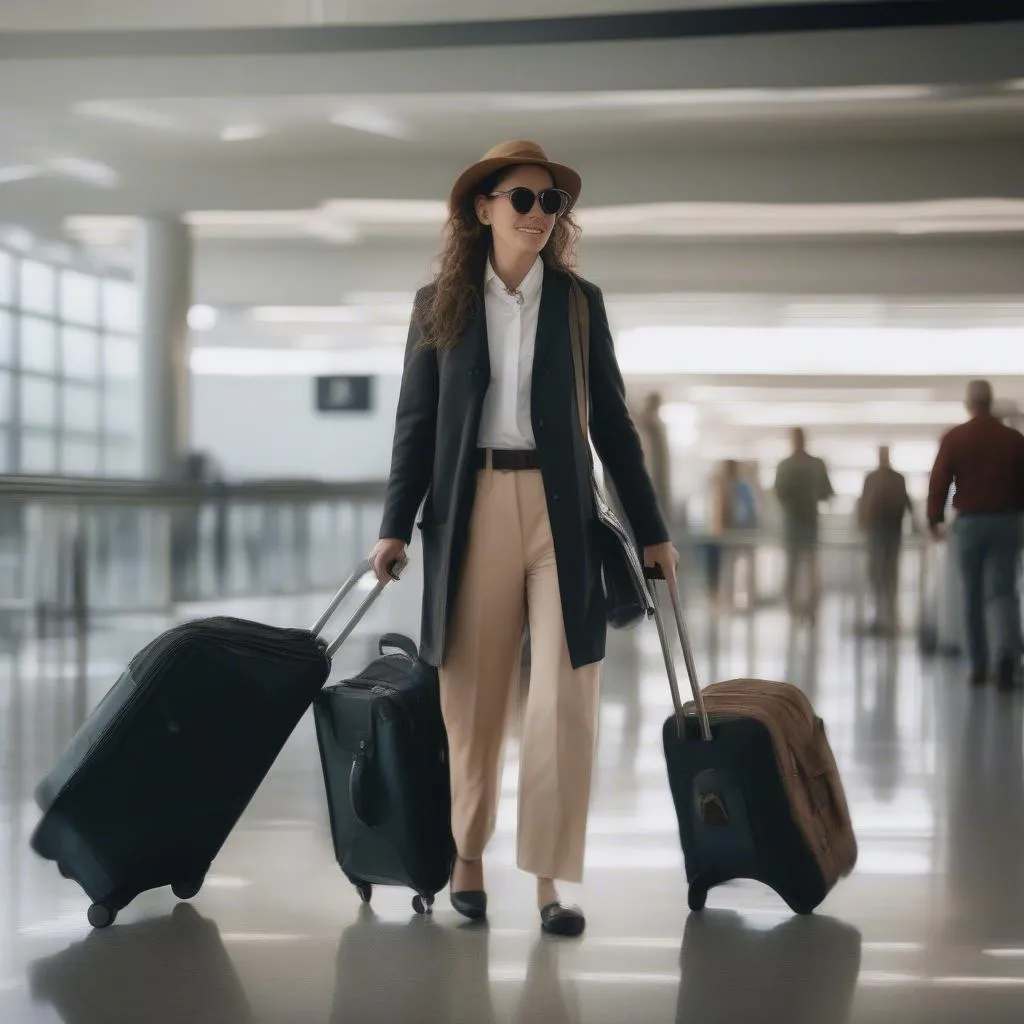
[87, 903, 117, 929]
[355, 882, 372, 904]
[172, 877, 204, 901]
[412, 893, 434, 915]
[687, 883, 707, 913]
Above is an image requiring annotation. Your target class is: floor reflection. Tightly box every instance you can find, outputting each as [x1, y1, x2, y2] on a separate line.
[29, 905, 252, 1024]
[513, 937, 581, 1024]
[944, 692, 1024, 945]
[4, 588, 1024, 1024]
[331, 905, 485, 1024]
[675, 910, 862, 1024]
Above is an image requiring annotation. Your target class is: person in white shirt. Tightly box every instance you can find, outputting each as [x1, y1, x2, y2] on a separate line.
[371, 141, 676, 937]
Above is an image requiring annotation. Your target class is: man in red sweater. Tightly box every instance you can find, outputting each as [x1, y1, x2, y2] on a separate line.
[928, 380, 1024, 690]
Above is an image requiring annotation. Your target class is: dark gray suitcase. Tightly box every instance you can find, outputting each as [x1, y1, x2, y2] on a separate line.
[314, 630, 455, 915]
[30, 559, 398, 928]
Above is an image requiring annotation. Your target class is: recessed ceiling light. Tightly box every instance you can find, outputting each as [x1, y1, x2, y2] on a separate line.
[187, 304, 219, 331]
[330, 107, 409, 140]
[219, 124, 267, 143]
[0, 165, 41, 185]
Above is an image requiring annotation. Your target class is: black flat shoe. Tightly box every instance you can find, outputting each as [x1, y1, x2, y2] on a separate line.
[450, 890, 487, 921]
[540, 902, 586, 937]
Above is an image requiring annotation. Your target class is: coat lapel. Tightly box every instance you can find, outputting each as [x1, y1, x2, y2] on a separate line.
[532, 265, 569, 382]
[459, 297, 490, 384]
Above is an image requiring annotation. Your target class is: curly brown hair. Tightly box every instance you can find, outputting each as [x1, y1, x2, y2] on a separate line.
[418, 167, 581, 350]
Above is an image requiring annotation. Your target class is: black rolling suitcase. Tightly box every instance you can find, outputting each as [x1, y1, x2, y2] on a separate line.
[647, 567, 857, 916]
[314, 631, 455, 915]
[30, 558, 400, 928]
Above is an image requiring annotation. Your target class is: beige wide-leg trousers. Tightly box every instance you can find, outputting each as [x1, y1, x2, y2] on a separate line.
[440, 461, 602, 883]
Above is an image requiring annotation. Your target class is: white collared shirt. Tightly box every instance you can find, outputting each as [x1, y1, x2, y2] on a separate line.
[477, 255, 543, 450]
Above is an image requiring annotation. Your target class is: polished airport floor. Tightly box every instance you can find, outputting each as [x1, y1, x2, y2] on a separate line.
[2, 566, 1024, 1024]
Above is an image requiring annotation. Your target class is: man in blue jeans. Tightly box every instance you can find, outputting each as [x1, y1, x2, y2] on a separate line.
[927, 381, 1024, 690]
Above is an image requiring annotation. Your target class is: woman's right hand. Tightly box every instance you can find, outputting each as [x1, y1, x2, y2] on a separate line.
[370, 538, 408, 585]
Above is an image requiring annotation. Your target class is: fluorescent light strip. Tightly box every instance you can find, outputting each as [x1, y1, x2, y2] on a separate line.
[219, 124, 266, 142]
[0, 165, 41, 185]
[616, 326, 1024, 377]
[330, 107, 410, 139]
[73, 100, 183, 131]
[44, 156, 120, 188]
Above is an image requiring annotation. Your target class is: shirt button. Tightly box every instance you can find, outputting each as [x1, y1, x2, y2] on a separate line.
[537, 418, 545, 428]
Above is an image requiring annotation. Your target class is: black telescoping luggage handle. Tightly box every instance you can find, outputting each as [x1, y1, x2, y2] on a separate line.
[310, 556, 407, 658]
[644, 564, 712, 742]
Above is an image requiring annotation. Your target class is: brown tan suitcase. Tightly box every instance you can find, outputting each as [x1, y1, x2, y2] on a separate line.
[648, 566, 858, 913]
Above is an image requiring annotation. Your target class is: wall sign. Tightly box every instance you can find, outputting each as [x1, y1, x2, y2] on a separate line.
[315, 376, 373, 413]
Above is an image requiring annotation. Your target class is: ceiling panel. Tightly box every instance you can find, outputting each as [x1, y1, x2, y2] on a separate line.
[0, 0, 902, 33]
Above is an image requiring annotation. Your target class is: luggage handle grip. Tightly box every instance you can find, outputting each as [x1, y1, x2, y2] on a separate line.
[311, 556, 408, 659]
[378, 632, 417, 661]
[643, 565, 712, 742]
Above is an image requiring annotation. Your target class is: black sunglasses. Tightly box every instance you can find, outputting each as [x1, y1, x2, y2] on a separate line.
[488, 186, 571, 218]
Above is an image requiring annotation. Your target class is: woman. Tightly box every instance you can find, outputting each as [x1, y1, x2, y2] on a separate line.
[370, 140, 677, 936]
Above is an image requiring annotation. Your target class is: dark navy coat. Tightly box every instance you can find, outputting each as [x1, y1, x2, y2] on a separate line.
[378, 265, 668, 669]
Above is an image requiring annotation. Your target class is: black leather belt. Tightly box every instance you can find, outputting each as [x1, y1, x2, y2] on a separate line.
[477, 448, 540, 471]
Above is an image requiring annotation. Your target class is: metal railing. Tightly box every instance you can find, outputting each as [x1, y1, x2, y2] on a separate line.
[0, 474, 939, 641]
[0, 476, 387, 633]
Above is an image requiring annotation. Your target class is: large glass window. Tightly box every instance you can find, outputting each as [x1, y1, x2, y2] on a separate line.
[60, 270, 100, 326]
[103, 335, 139, 377]
[102, 279, 138, 333]
[19, 260, 56, 316]
[20, 316, 58, 374]
[21, 431, 57, 474]
[0, 247, 138, 478]
[62, 326, 100, 380]
[21, 376, 57, 428]
[62, 383, 99, 432]
[104, 380, 139, 434]
[61, 439, 100, 476]
[0, 250, 11, 306]
[0, 310, 10, 365]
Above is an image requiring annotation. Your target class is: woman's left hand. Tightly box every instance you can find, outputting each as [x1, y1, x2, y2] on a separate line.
[643, 541, 679, 584]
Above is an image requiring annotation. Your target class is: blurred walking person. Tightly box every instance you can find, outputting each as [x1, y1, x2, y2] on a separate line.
[859, 446, 917, 635]
[774, 428, 834, 625]
[637, 392, 672, 523]
[928, 380, 1024, 690]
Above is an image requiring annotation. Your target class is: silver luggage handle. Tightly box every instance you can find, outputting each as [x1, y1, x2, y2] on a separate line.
[644, 565, 712, 742]
[311, 555, 408, 659]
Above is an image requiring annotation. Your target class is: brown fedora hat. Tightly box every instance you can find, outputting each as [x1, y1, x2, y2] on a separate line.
[448, 140, 582, 214]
